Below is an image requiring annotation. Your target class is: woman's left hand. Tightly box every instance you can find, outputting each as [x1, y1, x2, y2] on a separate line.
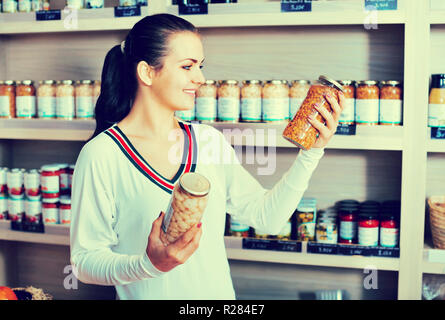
[308, 91, 346, 149]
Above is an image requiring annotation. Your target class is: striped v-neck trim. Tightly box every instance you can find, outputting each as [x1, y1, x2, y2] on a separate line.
[104, 121, 197, 194]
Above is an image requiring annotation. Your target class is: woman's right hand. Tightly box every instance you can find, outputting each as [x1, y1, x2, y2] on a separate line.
[146, 211, 203, 272]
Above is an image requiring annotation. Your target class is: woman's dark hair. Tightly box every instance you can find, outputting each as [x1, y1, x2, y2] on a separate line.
[90, 14, 198, 139]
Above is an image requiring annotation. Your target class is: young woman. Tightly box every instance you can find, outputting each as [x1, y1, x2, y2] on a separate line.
[70, 13, 345, 300]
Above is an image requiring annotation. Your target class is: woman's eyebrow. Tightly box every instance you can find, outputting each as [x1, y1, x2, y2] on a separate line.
[179, 58, 205, 63]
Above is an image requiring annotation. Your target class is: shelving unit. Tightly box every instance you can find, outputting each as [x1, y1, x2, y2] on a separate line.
[0, 0, 444, 300]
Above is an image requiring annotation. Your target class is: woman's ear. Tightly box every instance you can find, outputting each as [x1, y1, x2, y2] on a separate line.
[136, 61, 154, 86]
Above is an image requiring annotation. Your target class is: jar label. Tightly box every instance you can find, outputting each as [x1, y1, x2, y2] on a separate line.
[68, 173, 73, 190]
[7, 172, 23, 189]
[175, 108, 195, 121]
[428, 104, 445, 127]
[41, 175, 60, 193]
[0, 198, 8, 214]
[380, 227, 399, 247]
[241, 98, 262, 121]
[76, 96, 94, 118]
[60, 173, 69, 190]
[218, 98, 240, 121]
[379, 100, 402, 124]
[42, 207, 59, 224]
[25, 200, 42, 216]
[0, 96, 11, 117]
[355, 99, 379, 123]
[230, 220, 250, 232]
[339, 221, 357, 240]
[16, 96, 36, 117]
[358, 226, 379, 246]
[195, 97, 217, 120]
[8, 199, 24, 221]
[60, 208, 71, 224]
[57, 97, 75, 118]
[262, 98, 288, 121]
[38, 97, 56, 118]
[25, 173, 40, 189]
[289, 98, 305, 119]
[338, 98, 355, 123]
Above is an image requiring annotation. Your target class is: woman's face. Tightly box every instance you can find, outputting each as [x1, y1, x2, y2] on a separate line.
[150, 31, 206, 111]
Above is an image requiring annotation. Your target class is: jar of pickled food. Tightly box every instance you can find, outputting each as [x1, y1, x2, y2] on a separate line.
[66, 0, 83, 9]
[93, 80, 101, 107]
[25, 197, 42, 224]
[42, 198, 59, 225]
[37, 80, 56, 119]
[337, 80, 356, 125]
[0, 80, 16, 119]
[240, 80, 262, 122]
[7, 168, 24, 198]
[296, 204, 317, 241]
[428, 74, 445, 128]
[75, 80, 94, 119]
[59, 196, 71, 225]
[8, 197, 25, 222]
[217, 80, 240, 122]
[195, 80, 217, 123]
[0, 194, 7, 220]
[24, 169, 40, 197]
[289, 80, 310, 120]
[230, 218, 250, 238]
[338, 206, 359, 244]
[16, 80, 36, 119]
[41, 165, 60, 198]
[0, 168, 7, 195]
[262, 80, 289, 123]
[379, 80, 403, 126]
[56, 80, 75, 120]
[358, 211, 380, 247]
[316, 218, 338, 244]
[2, 0, 18, 12]
[283, 75, 344, 150]
[355, 80, 379, 125]
[161, 172, 210, 246]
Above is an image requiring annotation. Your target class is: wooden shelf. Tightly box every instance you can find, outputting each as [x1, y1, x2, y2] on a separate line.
[423, 240, 445, 275]
[0, 220, 69, 246]
[0, 119, 404, 151]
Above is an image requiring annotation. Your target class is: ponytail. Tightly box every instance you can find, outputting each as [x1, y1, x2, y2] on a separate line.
[90, 14, 198, 140]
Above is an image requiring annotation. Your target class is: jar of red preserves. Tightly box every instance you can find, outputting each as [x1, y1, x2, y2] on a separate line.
[56, 164, 69, 195]
[24, 169, 40, 197]
[0, 80, 16, 118]
[358, 211, 380, 247]
[40, 165, 60, 198]
[338, 206, 359, 244]
[59, 196, 71, 225]
[283, 75, 344, 150]
[42, 197, 59, 225]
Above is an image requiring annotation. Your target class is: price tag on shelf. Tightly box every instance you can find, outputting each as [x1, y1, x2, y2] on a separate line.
[281, 0, 312, 12]
[35, 10, 61, 21]
[307, 242, 338, 255]
[335, 123, 356, 136]
[431, 127, 445, 139]
[179, 3, 208, 15]
[114, 6, 141, 18]
[338, 244, 373, 256]
[365, 0, 397, 11]
[242, 238, 302, 252]
[374, 247, 399, 258]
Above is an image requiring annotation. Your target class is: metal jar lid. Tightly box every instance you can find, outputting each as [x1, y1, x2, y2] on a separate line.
[76, 80, 93, 85]
[318, 75, 344, 92]
[338, 80, 355, 86]
[380, 80, 401, 86]
[291, 80, 311, 85]
[179, 172, 210, 197]
[356, 80, 378, 86]
[21, 80, 34, 86]
[219, 80, 238, 85]
[39, 80, 56, 85]
[204, 80, 216, 85]
[242, 80, 262, 85]
[60, 80, 74, 85]
[3, 80, 15, 85]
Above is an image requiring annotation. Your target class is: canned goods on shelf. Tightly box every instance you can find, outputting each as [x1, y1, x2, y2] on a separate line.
[8, 197, 25, 222]
[355, 80, 379, 126]
[24, 169, 40, 197]
[7, 168, 25, 198]
[75, 80, 94, 119]
[0, 80, 16, 119]
[262, 80, 289, 122]
[53, 163, 70, 194]
[337, 80, 356, 125]
[217, 80, 240, 123]
[240, 80, 262, 122]
[59, 196, 71, 225]
[289, 80, 310, 120]
[196, 80, 217, 123]
[379, 80, 403, 126]
[42, 197, 59, 225]
[41, 165, 60, 198]
[16, 80, 36, 119]
[37, 80, 57, 119]
[0, 194, 7, 220]
[25, 197, 42, 224]
[56, 80, 75, 120]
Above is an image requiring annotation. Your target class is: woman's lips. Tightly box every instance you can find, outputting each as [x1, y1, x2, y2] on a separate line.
[183, 89, 196, 97]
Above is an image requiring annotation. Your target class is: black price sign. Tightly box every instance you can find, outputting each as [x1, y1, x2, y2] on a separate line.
[338, 244, 373, 256]
[335, 123, 356, 136]
[431, 127, 445, 139]
[374, 247, 399, 257]
[307, 242, 338, 255]
[242, 238, 302, 252]
[36, 10, 61, 21]
[365, 0, 397, 11]
[179, 3, 208, 15]
[114, 6, 141, 18]
[281, 0, 312, 13]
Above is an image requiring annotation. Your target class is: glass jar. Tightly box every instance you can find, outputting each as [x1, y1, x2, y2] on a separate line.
[316, 217, 338, 244]
[380, 213, 399, 248]
[56, 163, 69, 195]
[25, 197, 42, 224]
[428, 74, 445, 128]
[59, 196, 71, 225]
[0, 194, 7, 220]
[93, 80, 101, 107]
[337, 80, 356, 125]
[0, 167, 7, 195]
[2, 0, 18, 13]
[7, 168, 24, 198]
[289, 80, 310, 120]
[40, 165, 60, 199]
[356, 80, 380, 125]
[0, 80, 16, 119]
[240, 80, 262, 122]
[217, 80, 240, 122]
[56, 80, 75, 120]
[15, 80, 36, 119]
[42, 198, 59, 225]
[230, 218, 250, 238]
[24, 169, 40, 197]
[337, 201, 359, 244]
[75, 80, 94, 119]
[262, 80, 289, 123]
[68, 164, 75, 191]
[66, 0, 84, 9]
[160, 172, 210, 245]
[379, 80, 403, 126]
[18, 0, 31, 11]
[86, 0, 103, 8]
[195, 80, 217, 123]
[32, 0, 43, 11]
[296, 199, 317, 241]
[37, 80, 56, 119]
[283, 75, 344, 150]
[8, 197, 25, 222]
[358, 211, 380, 247]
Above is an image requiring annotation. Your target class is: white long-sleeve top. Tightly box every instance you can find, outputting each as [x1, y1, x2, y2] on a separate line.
[70, 121, 324, 300]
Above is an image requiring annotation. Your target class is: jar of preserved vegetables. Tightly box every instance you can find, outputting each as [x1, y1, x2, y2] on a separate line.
[16, 80, 36, 119]
[289, 80, 310, 120]
[356, 80, 379, 125]
[337, 80, 356, 125]
[240, 80, 262, 122]
[218, 80, 240, 122]
[195, 80, 217, 123]
[428, 74, 445, 128]
[37, 80, 56, 119]
[56, 80, 75, 120]
[379, 80, 403, 126]
[262, 80, 289, 122]
[0, 80, 16, 119]
[75, 80, 94, 119]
